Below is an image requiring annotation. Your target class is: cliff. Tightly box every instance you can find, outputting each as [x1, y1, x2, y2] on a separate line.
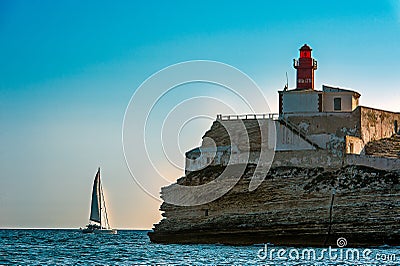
[148, 164, 399, 247]
[149, 117, 400, 247]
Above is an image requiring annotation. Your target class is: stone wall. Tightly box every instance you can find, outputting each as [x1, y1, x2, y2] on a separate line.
[284, 110, 360, 156]
[185, 107, 400, 173]
[360, 107, 400, 143]
[284, 107, 400, 154]
[285, 109, 360, 138]
[345, 154, 400, 171]
[185, 118, 342, 173]
[272, 150, 342, 169]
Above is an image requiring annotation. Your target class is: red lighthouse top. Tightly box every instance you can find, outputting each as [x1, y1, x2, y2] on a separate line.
[294, 44, 317, 90]
[299, 44, 312, 58]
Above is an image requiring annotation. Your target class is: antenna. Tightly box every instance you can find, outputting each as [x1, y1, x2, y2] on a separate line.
[286, 72, 289, 88]
[284, 72, 288, 91]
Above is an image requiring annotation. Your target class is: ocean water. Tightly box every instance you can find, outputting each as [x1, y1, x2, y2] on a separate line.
[0, 229, 398, 265]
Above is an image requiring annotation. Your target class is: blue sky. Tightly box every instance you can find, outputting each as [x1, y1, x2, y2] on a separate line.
[1, 1, 399, 229]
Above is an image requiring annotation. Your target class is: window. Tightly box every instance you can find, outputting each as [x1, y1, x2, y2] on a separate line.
[334, 98, 342, 111]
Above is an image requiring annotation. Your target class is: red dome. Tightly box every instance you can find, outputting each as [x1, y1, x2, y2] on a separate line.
[300, 44, 312, 51]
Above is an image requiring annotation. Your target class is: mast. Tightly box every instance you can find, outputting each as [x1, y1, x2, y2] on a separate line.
[99, 167, 102, 228]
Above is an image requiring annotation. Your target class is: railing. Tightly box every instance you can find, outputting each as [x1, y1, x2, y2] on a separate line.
[313, 59, 318, 69]
[278, 116, 321, 149]
[216, 113, 279, 121]
[280, 116, 308, 138]
[293, 58, 318, 69]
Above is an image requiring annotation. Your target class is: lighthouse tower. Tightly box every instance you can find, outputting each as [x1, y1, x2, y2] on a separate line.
[293, 44, 317, 90]
[279, 44, 360, 115]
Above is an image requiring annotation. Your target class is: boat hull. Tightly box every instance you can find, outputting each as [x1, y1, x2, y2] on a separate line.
[94, 229, 117, 234]
[81, 227, 117, 234]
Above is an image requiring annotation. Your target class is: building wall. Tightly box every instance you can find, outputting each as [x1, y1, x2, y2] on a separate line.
[186, 111, 360, 171]
[275, 122, 315, 151]
[280, 86, 360, 115]
[284, 110, 361, 137]
[323, 92, 356, 112]
[352, 97, 359, 111]
[307, 134, 331, 149]
[281, 109, 361, 157]
[185, 107, 400, 173]
[285, 107, 399, 145]
[282, 91, 320, 113]
[345, 135, 365, 154]
[360, 107, 400, 143]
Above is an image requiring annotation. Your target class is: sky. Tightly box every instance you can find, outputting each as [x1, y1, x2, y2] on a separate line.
[1, 0, 400, 229]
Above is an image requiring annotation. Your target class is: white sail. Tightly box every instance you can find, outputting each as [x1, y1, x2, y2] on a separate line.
[89, 168, 101, 223]
[82, 167, 116, 234]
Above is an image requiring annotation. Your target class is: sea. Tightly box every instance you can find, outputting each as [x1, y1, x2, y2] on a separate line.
[0, 229, 398, 265]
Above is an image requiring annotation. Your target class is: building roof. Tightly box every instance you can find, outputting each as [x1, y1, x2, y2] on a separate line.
[278, 88, 321, 93]
[322, 85, 361, 98]
[278, 85, 361, 98]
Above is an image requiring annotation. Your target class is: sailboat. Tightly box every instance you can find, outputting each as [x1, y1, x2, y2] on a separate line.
[81, 168, 117, 234]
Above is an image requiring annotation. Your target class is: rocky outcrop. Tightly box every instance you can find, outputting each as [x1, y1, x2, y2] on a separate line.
[148, 164, 400, 247]
[149, 116, 400, 247]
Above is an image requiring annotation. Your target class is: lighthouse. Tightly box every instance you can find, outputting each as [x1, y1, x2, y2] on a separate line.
[293, 44, 318, 90]
[279, 44, 360, 115]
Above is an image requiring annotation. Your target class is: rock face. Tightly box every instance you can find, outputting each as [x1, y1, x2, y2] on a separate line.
[149, 116, 400, 247]
[148, 164, 400, 247]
